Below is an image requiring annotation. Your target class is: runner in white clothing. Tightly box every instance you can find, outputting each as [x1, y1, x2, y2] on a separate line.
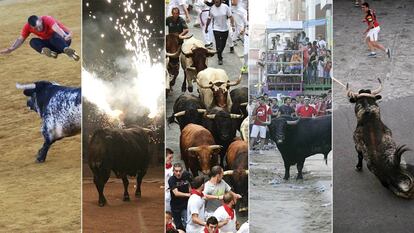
[186, 176, 207, 233]
[213, 192, 238, 233]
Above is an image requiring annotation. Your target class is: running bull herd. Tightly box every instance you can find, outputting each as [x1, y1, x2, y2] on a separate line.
[166, 32, 249, 212]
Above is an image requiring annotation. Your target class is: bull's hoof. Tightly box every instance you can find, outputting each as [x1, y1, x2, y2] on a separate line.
[296, 174, 303, 180]
[188, 86, 193, 92]
[170, 80, 176, 87]
[98, 200, 106, 207]
[355, 165, 363, 171]
[36, 158, 45, 163]
[123, 195, 130, 202]
[283, 176, 289, 180]
[135, 191, 141, 198]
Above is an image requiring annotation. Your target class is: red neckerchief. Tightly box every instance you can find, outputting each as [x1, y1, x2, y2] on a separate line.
[204, 227, 219, 233]
[166, 222, 174, 230]
[191, 188, 204, 198]
[165, 163, 172, 169]
[223, 204, 235, 220]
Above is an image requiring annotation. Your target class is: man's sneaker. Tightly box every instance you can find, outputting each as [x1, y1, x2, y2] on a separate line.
[240, 65, 248, 74]
[64, 47, 80, 61]
[368, 52, 377, 58]
[218, 60, 223, 65]
[41, 47, 57, 59]
[205, 42, 213, 48]
[230, 46, 234, 53]
[193, 22, 201, 28]
[386, 48, 391, 59]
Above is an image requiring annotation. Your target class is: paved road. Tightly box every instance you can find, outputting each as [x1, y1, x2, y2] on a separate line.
[333, 0, 414, 232]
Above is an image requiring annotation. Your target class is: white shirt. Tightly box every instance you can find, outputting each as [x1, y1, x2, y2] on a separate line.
[213, 205, 237, 233]
[209, 4, 232, 32]
[186, 194, 206, 233]
[168, 0, 187, 16]
[318, 39, 327, 49]
[237, 221, 249, 233]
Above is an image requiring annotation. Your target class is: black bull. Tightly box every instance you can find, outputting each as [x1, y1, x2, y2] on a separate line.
[269, 115, 332, 180]
[88, 127, 150, 206]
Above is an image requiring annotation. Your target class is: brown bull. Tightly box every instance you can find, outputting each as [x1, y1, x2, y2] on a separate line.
[224, 140, 249, 213]
[166, 33, 192, 90]
[180, 123, 222, 175]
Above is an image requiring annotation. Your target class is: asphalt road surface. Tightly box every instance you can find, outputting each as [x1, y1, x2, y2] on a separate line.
[333, 0, 414, 232]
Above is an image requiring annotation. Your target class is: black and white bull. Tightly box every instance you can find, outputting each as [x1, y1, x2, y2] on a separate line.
[167, 93, 206, 130]
[269, 115, 332, 180]
[347, 79, 414, 198]
[202, 107, 243, 166]
[88, 127, 151, 206]
[16, 81, 81, 163]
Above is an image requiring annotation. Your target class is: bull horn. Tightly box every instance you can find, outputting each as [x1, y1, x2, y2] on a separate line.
[182, 50, 193, 56]
[207, 48, 217, 54]
[223, 170, 234, 176]
[208, 145, 223, 150]
[286, 119, 300, 125]
[174, 111, 186, 117]
[230, 114, 243, 119]
[166, 49, 180, 58]
[178, 34, 193, 40]
[245, 170, 249, 175]
[346, 83, 358, 98]
[197, 109, 207, 113]
[228, 74, 242, 86]
[16, 83, 35, 90]
[239, 102, 248, 106]
[141, 128, 152, 133]
[205, 114, 216, 119]
[187, 67, 196, 71]
[187, 146, 201, 152]
[197, 79, 213, 89]
[371, 78, 383, 95]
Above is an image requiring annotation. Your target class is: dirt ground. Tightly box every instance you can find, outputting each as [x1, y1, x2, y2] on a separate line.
[0, 0, 81, 232]
[250, 149, 332, 233]
[82, 166, 164, 233]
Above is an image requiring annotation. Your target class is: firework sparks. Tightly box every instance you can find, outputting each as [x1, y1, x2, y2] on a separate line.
[84, 0, 164, 119]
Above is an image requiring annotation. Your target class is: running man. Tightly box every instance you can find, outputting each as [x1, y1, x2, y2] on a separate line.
[361, 2, 391, 59]
[0, 15, 79, 61]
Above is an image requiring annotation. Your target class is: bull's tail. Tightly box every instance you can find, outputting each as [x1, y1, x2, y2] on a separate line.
[394, 144, 411, 168]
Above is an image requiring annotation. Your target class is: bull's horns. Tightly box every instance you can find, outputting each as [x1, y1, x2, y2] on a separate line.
[174, 111, 186, 117]
[286, 119, 300, 125]
[371, 78, 383, 95]
[205, 114, 216, 119]
[245, 170, 249, 175]
[230, 114, 243, 119]
[187, 146, 201, 152]
[197, 109, 207, 113]
[187, 67, 196, 71]
[228, 74, 242, 87]
[141, 128, 152, 133]
[239, 102, 248, 106]
[197, 79, 213, 89]
[166, 49, 180, 58]
[346, 82, 358, 98]
[207, 48, 217, 54]
[16, 83, 35, 90]
[178, 34, 193, 40]
[223, 170, 233, 176]
[208, 145, 223, 150]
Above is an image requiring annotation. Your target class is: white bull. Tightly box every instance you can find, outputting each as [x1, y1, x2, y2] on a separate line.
[196, 67, 241, 112]
[180, 37, 216, 92]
